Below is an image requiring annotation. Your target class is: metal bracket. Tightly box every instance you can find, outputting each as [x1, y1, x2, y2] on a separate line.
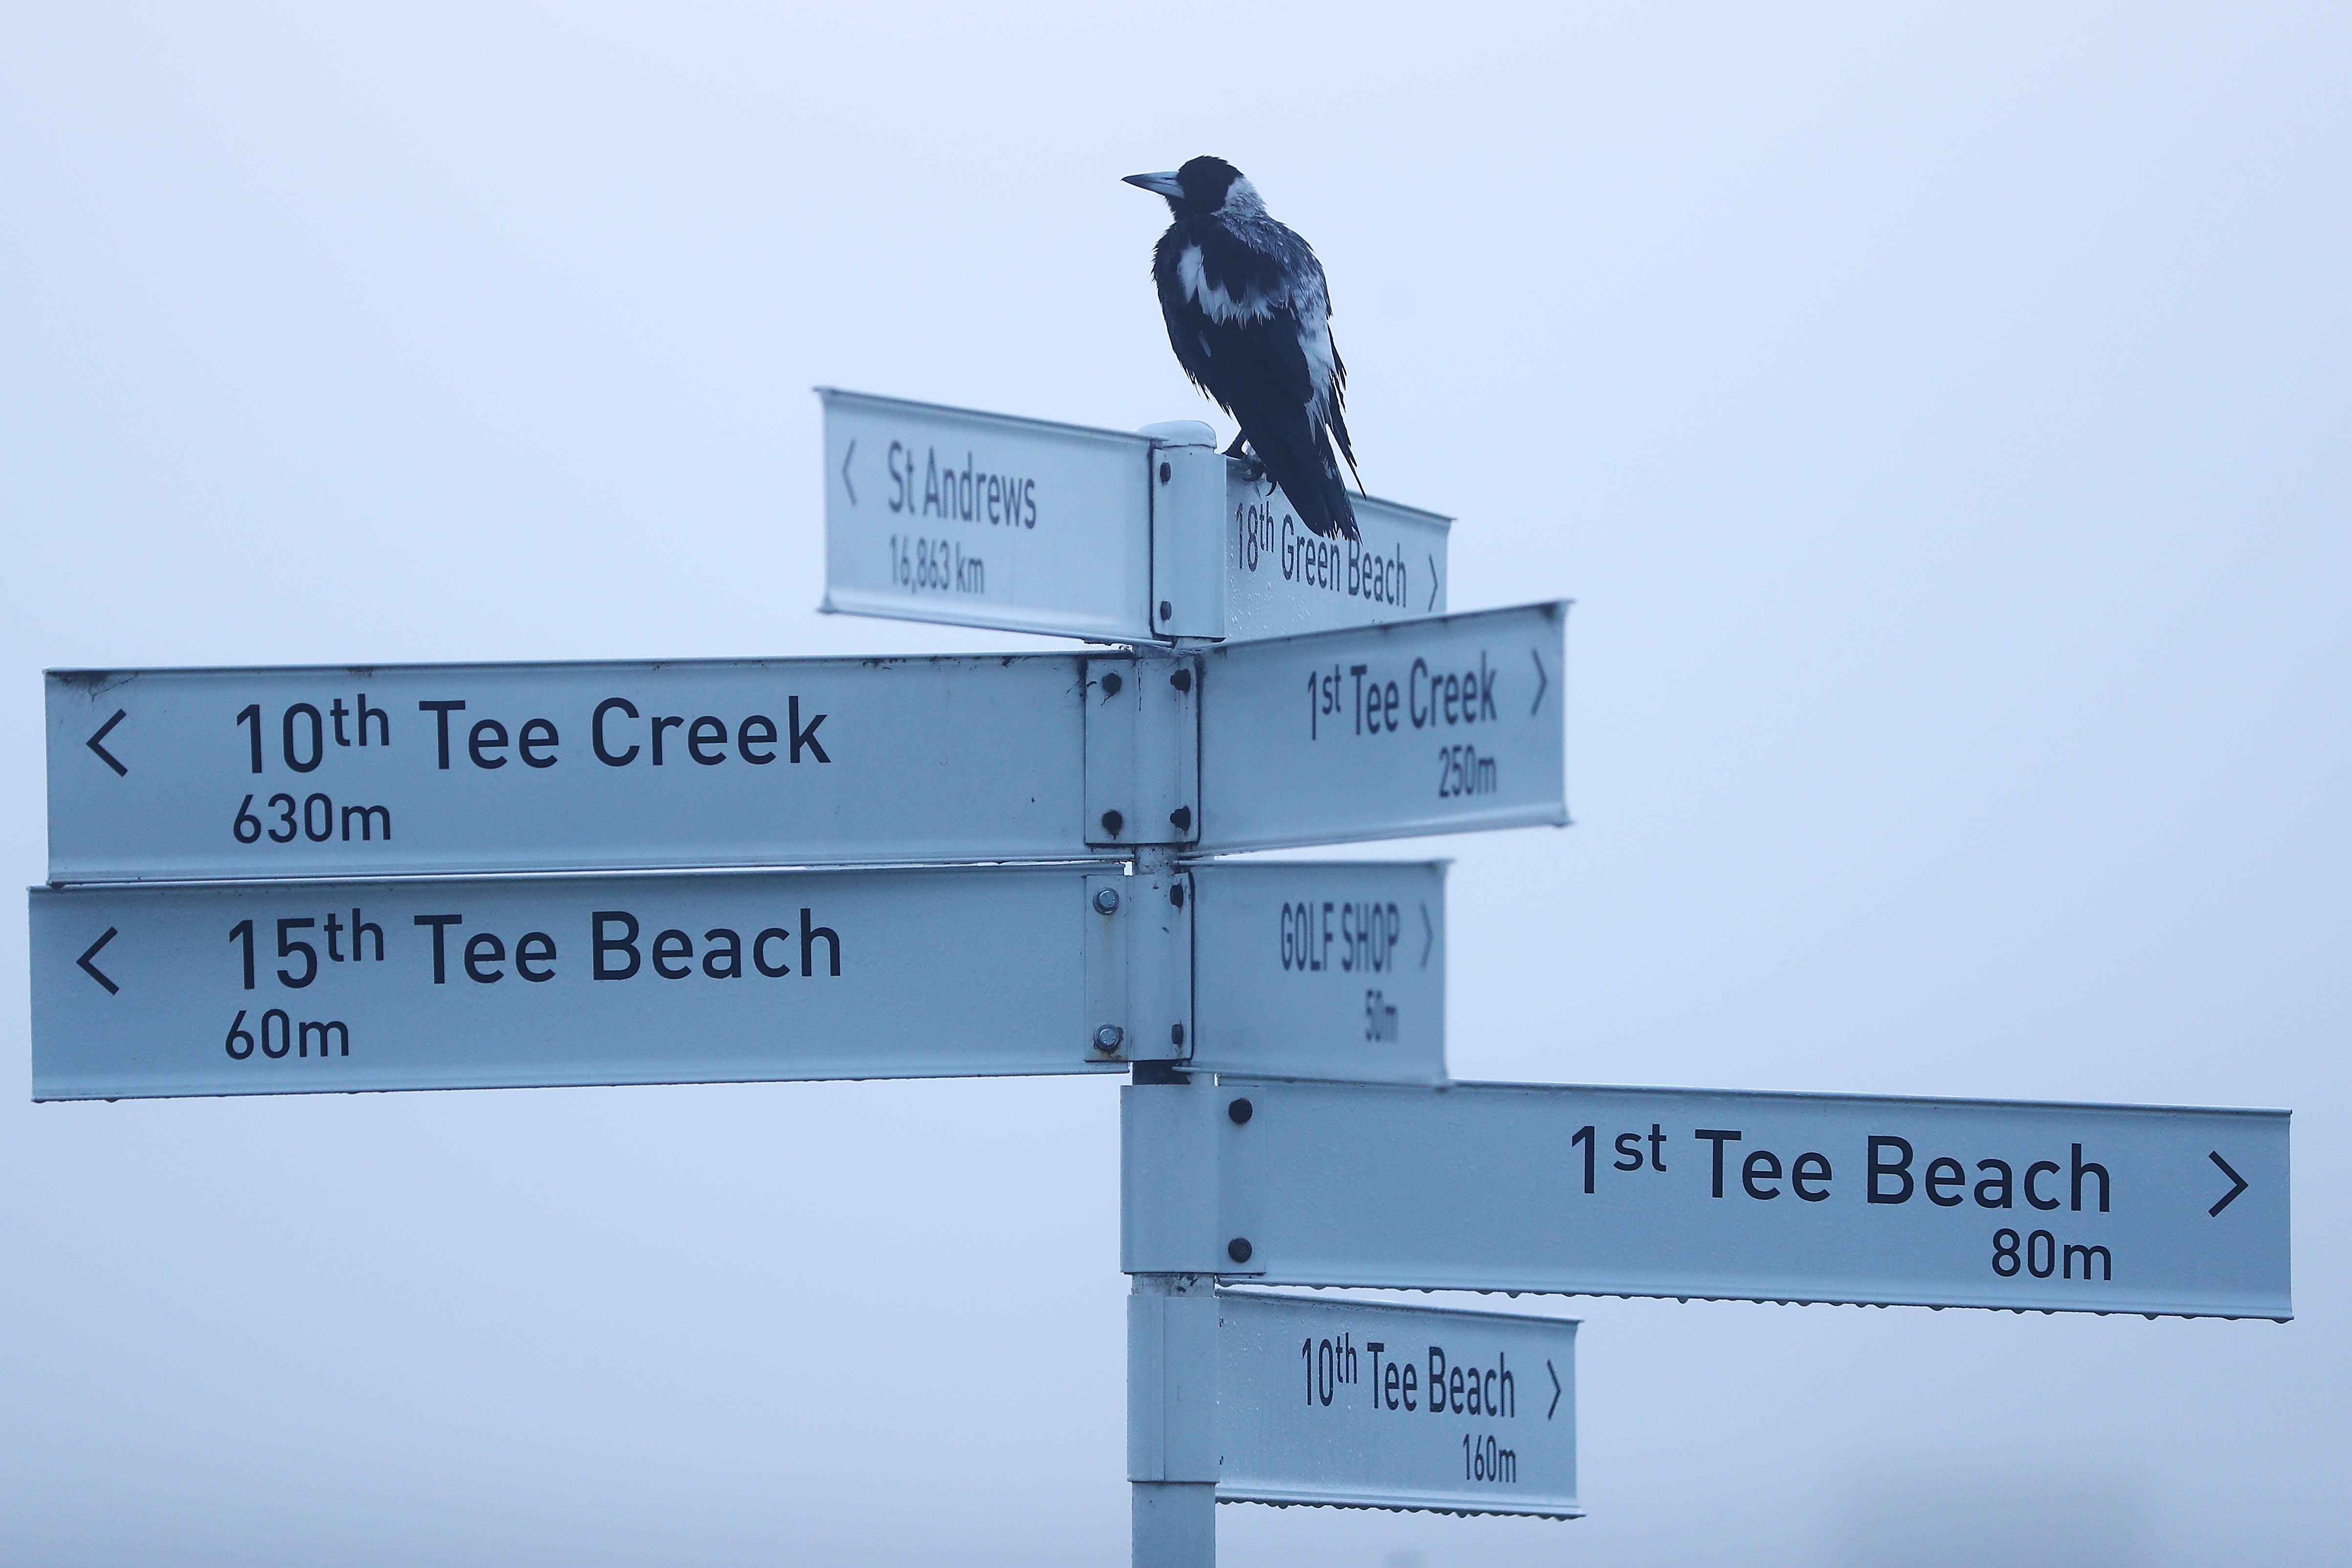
[1084, 652, 1200, 849]
[1121, 1079, 1232, 1274]
[1084, 870, 1194, 1065]
[1148, 435, 1229, 644]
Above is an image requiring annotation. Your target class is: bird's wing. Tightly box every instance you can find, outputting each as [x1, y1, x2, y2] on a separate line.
[1153, 223, 1294, 398]
[1151, 273, 1221, 397]
[1158, 226, 1322, 394]
[1176, 224, 1297, 324]
[1198, 305, 1361, 537]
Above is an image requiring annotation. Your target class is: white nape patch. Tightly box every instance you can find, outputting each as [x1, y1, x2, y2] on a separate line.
[1220, 177, 1268, 218]
[1177, 243, 1281, 325]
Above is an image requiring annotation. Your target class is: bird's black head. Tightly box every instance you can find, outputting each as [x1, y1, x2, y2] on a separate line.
[1124, 156, 1249, 219]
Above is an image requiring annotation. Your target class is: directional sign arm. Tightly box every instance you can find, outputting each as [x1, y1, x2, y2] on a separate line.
[1185, 862, 1447, 1086]
[45, 656, 1103, 884]
[1208, 1289, 1580, 1518]
[1155, 1076, 2291, 1320]
[31, 870, 1135, 1100]
[1198, 601, 1568, 854]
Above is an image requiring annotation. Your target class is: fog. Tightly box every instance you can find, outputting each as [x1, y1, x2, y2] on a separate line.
[2, 3, 2345, 1562]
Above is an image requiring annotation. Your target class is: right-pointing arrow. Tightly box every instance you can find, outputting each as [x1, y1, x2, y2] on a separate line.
[77, 927, 121, 995]
[1546, 1358, 1561, 1420]
[87, 708, 129, 776]
[2208, 1151, 2249, 1216]
[1529, 649, 1548, 716]
[1419, 903, 1433, 970]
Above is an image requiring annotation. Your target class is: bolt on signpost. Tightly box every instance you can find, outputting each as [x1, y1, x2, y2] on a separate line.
[30, 390, 2290, 1568]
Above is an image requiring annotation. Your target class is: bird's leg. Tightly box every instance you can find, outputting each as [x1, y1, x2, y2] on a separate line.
[1222, 434, 1267, 485]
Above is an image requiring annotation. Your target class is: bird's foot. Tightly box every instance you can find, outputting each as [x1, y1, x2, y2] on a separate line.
[1222, 436, 1268, 485]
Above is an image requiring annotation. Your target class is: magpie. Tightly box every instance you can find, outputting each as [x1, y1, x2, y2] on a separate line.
[1125, 157, 1363, 540]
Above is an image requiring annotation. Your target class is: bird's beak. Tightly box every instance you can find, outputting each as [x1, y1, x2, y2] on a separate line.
[1123, 171, 1185, 198]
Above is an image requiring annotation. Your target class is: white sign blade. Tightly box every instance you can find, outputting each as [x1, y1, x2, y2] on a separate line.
[1216, 1290, 1578, 1518]
[1137, 1079, 2289, 1319]
[1222, 473, 1450, 642]
[46, 654, 1100, 883]
[821, 388, 1155, 641]
[1188, 862, 1445, 1086]
[1199, 602, 1568, 853]
[30, 866, 1131, 1100]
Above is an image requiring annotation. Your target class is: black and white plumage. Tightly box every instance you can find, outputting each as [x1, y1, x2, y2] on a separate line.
[1125, 157, 1362, 540]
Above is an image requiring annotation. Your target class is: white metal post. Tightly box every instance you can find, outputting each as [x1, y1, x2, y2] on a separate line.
[1128, 1272, 1218, 1566]
[1124, 822, 1219, 1567]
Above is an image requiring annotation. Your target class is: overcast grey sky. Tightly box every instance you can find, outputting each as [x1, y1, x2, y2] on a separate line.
[3, 3, 2346, 1563]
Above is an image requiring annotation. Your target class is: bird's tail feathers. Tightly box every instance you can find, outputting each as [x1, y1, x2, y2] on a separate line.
[1248, 421, 1358, 542]
[1327, 347, 1365, 494]
[1232, 395, 1364, 543]
[1317, 432, 1361, 540]
[1328, 410, 1364, 495]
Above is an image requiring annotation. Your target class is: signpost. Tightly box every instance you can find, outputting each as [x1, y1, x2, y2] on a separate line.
[1124, 1077, 2291, 1321]
[821, 389, 1449, 644]
[28, 388, 2294, 1568]
[1213, 1291, 1578, 1517]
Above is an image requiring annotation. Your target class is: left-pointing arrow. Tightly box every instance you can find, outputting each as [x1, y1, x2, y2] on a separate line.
[77, 928, 121, 994]
[87, 708, 128, 776]
[841, 439, 858, 506]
